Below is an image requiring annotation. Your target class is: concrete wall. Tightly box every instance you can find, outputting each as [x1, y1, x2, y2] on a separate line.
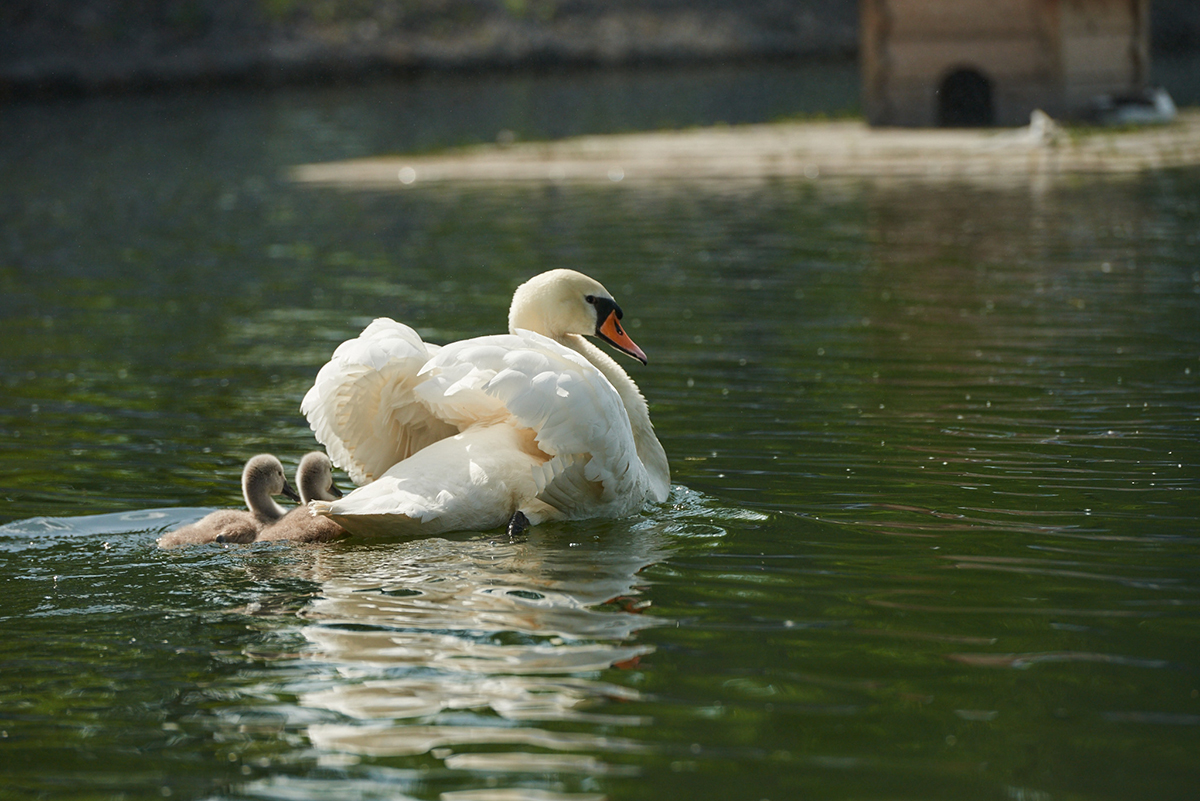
[1060, 0, 1149, 107]
[863, 0, 1148, 127]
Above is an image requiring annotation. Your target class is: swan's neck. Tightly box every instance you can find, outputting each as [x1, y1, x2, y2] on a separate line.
[245, 483, 288, 522]
[562, 334, 671, 499]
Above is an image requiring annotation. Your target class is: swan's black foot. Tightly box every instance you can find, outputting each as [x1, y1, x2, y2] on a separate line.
[506, 510, 530, 538]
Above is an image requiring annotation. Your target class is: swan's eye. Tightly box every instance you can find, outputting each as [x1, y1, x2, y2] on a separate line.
[585, 295, 596, 304]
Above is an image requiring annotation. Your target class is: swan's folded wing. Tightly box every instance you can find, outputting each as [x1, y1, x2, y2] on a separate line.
[301, 318, 458, 485]
[416, 332, 646, 515]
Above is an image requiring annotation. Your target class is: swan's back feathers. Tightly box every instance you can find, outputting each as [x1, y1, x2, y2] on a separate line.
[413, 340, 516, 430]
[417, 331, 648, 514]
[301, 318, 456, 485]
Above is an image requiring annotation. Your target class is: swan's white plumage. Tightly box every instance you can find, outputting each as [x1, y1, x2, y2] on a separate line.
[303, 269, 670, 536]
[419, 331, 645, 511]
[301, 319, 456, 485]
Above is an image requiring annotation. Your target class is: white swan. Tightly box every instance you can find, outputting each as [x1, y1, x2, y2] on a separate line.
[256, 452, 349, 543]
[301, 268, 670, 537]
[157, 455, 300, 547]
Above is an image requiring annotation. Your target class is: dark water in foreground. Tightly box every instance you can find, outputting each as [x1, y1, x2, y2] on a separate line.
[2, 64, 1199, 800]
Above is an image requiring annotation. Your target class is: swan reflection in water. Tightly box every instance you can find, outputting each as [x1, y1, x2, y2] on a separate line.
[285, 505, 718, 790]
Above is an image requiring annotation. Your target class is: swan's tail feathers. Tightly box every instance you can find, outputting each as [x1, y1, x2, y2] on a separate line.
[309, 500, 334, 518]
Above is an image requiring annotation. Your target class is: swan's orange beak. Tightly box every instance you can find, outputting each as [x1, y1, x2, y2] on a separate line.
[598, 309, 648, 365]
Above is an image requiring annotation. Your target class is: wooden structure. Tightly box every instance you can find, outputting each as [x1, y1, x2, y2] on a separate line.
[861, 0, 1151, 126]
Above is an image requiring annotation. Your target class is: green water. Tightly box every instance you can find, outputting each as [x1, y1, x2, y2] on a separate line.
[2, 65, 1199, 801]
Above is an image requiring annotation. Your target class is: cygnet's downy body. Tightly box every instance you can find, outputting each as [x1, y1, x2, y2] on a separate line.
[255, 452, 349, 544]
[157, 455, 300, 547]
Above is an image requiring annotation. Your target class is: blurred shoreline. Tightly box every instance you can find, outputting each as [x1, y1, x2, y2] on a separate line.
[290, 110, 1200, 188]
[0, 1, 857, 99]
[4, 0, 1198, 101]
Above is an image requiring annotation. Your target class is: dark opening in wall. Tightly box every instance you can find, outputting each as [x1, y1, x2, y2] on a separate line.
[937, 68, 995, 127]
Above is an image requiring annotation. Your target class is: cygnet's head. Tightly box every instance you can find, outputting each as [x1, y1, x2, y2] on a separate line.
[243, 454, 301, 507]
[296, 451, 343, 504]
[507, 269, 647, 364]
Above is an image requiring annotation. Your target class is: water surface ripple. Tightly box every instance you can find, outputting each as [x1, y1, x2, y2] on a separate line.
[1, 72, 1199, 801]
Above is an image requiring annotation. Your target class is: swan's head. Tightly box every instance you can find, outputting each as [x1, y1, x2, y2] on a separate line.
[243, 454, 302, 506]
[508, 269, 648, 364]
[296, 451, 343, 504]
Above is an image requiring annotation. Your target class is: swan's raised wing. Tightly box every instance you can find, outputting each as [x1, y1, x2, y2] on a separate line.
[415, 331, 648, 517]
[301, 318, 458, 486]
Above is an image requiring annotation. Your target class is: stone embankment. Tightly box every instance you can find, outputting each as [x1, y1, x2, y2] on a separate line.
[0, 0, 856, 96]
[5, 1, 1199, 97]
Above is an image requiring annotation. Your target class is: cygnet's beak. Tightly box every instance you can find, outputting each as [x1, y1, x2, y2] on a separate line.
[329, 479, 344, 499]
[282, 480, 302, 503]
[594, 300, 648, 365]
